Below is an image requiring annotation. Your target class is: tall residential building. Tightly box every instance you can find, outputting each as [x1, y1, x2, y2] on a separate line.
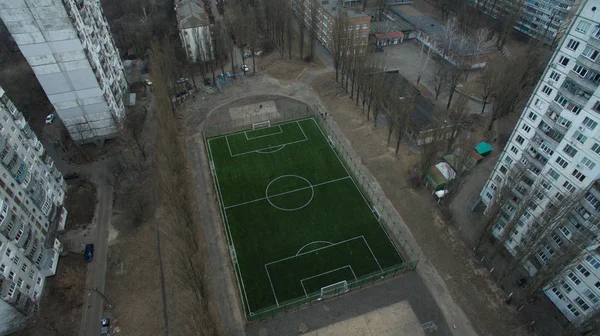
[0, 0, 127, 143]
[469, 0, 579, 45]
[0, 86, 67, 322]
[176, 0, 213, 62]
[479, 0, 600, 324]
[290, 0, 371, 54]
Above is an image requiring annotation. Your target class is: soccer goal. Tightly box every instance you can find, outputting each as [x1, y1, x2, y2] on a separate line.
[252, 120, 271, 130]
[320, 280, 349, 299]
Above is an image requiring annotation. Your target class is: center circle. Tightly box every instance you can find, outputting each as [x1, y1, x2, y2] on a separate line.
[265, 175, 314, 211]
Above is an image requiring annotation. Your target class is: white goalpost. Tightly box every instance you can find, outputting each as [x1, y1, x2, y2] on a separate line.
[252, 120, 271, 130]
[319, 280, 349, 299]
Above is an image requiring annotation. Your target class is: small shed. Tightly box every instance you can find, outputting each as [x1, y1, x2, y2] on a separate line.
[475, 142, 492, 156]
[425, 162, 456, 191]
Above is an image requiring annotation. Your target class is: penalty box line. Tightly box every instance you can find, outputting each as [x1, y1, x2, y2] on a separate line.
[244, 125, 283, 140]
[225, 121, 308, 157]
[265, 235, 382, 305]
[224, 176, 351, 210]
[300, 265, 357, 298]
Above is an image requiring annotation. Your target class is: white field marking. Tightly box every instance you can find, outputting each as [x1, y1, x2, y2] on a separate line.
[361, 236, 383, 271]
[244, 125, 283, 140]
[227, 122, 309, 157]
[206, 138, 254, 314]
[299, 265, 356, 298]
[209, 119, 309, 140]
[265, 264, 279, 307]
[296, 241, 334, 256]
[265, 236, 363, 266]
[255, 145, 285, 154]
[310, 118, 403, 258]
[225, 135, 234, 157]
[266, 175, 314, 211]
[224, 176, 350, 210]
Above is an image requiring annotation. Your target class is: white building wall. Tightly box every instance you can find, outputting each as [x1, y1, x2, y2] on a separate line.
[480, 0, 600, 324]
[0, 0, 127, 142]
[180, 25, 213, 62]
[0, 87, 67, 317]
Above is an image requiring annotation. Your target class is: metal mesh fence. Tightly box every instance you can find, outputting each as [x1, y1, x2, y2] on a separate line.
[203, 105, 420, 322]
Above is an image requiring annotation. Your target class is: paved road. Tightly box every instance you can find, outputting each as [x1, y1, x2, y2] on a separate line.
[80, 177, 113, 336]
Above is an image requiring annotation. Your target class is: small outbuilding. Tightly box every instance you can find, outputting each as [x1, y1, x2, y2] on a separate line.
[475, 142, 493, 156]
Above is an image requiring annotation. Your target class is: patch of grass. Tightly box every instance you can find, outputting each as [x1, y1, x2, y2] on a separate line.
[207, 118, 403, 314]
[64, 177, 97, 230]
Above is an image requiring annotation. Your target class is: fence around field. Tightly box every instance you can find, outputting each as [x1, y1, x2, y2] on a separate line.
[203, 105, 420, 322]
[203, 106, 314, 138]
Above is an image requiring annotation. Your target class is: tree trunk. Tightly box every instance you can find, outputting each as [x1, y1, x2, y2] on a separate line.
[481, 98, 488, 114]
[446, 86, 456, 110]
[395, 131, 402, 155]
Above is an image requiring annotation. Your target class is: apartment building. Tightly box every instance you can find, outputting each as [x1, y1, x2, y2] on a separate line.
[0, 87, 67, 324]
[468, 0, 579, 45]
[176, 0, 213, 62]
[290, 0, 370, 54]
[479, 0, 600, 324]
[0, 0, 128, 143]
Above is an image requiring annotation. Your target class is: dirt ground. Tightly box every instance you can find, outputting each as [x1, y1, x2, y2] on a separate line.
[63, 177, 98, 230]
[311, 73, 528, 335]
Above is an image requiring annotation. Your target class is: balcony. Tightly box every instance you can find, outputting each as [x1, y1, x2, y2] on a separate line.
[532, 131, 559, 154]
[587, 35, 600, 50]
[544, 109, 570, 133]
[576, 54, 600, 73]
[558, 84, 591, 107]
[567, 70, 599, 92]
[522, 150, 546, 172]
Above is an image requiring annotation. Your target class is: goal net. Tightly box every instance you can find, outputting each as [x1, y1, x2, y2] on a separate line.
[320, 280, 349, 299]
[252, 120, 270, 130]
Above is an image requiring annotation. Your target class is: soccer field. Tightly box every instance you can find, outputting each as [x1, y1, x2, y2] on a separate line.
[207, 118, 404, 315]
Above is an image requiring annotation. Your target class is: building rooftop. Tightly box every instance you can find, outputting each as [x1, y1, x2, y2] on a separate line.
[322, 1, 369, 19]
[382, 71, 451, 133]
[175, 0, 209, 29]
[370, 19, 414, 35]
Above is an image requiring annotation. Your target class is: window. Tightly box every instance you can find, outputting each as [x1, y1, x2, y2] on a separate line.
[28, 269, 34, 279]
[568, 272, 581, 285]
[573, 64, 588, 78]
[552, 287, 565, 300]
[555, 94, 568, 107]
[552, 233, 564, 247]
[355, 24, 360, 30]
[567, 304, 580, 316]
[8, 271, 14, 280]
[548, 168, 560, 180]
[563, 181, 576, 193]
[486, 192, 493, 199]
[499, 165, 508, 174]
[573, 130, 587, 144]
[559, 56, 570, 66]
[362, 23, 368, 29]
[572, 169, 586, 182]
[582, 45, 600, 61]
[534, 98, 543, 108]
[528, 112, 538, 121]
[571, 105, 582, 115]
[36, 277, 41, 285]
[546, 244, 555, 256]
[522, 124, 531, 133]
[505, 156, 513, 165]
[596, 281, 600, 291]
[586, 290, 599, 304]
[17, 278, 22, 287]
[542, 85, 553, 95]
[516, 135, 525, 145]
[33, 291, 37, 300]
[567, 39, 580, 51]
[575, 297, 590, 311]
[576, 20, 591, 33]
[581, 157, 596, 170]
[586, 255, 600, 269]
[582, 117, 598, 130]
[563, 144, 578, 157]
[5, 248, 11, 257]
[561, 226, 572, 238]
[12, 256, 19, 265]
[563, 280, 573, 293]
[549, 71, 561, 82]
[556, 156, 568, 168]
[510, 146, 519, 155]
[490, 183, 497, 191]
[0, 264, 4, 273]
[538, 250, 549, 263]
[577, 264, 591, 277]
[494, 175, 503, 184]
[21, 264, 27, 272]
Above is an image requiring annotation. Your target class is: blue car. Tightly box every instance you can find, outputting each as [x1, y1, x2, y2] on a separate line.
[84, 244, 94, 262]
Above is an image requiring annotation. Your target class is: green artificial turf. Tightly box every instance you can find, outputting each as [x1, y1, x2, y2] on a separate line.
[207, 118, 404, 314]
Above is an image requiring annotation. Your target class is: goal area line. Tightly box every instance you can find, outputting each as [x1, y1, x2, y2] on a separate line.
[225, 120, 308, 157]
[300, 265, 357, 298]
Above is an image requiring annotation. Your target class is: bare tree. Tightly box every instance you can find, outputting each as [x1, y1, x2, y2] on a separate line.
[445, 65, 463, 110]
[416, 40, 434, 85]
[418, 110, 448, 183]
[496, 0, 525, 50]
[308, 0, 319, 61]
[478, 57, 503, 114]
[332, 9, 347, 83]
[445, 92, 469, 153]
[464, 27, 495, 80]
[431, 65, 448, 100]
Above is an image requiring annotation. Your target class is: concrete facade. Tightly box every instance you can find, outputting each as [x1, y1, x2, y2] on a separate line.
[0, 86, 67, 320]
[479, 0, 600, 324]
[176, 0, 213, 62]
[290, 0, 370, 54]
[468, 0, 580, 45]
[0, 0, 127, 142]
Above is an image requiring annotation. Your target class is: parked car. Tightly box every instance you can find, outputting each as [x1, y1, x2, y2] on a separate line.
[225, 72, 232, 78]
[204, 77, 213, 85]
[254, 49, 263, 56]
[243, 52, 251, 59]
[143, 79, 153, 86]
[241, 64, 249, 72]
[517, 278, 527, 287]
[101, 318, 110, 327]
[84, 244, 94, 262]
[45, 113, 55, 124]
[64, 172, 80, 180]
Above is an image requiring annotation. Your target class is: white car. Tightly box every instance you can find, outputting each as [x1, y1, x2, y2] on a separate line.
[241, 64, 249, 72]
[45, 114, 55, 124]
